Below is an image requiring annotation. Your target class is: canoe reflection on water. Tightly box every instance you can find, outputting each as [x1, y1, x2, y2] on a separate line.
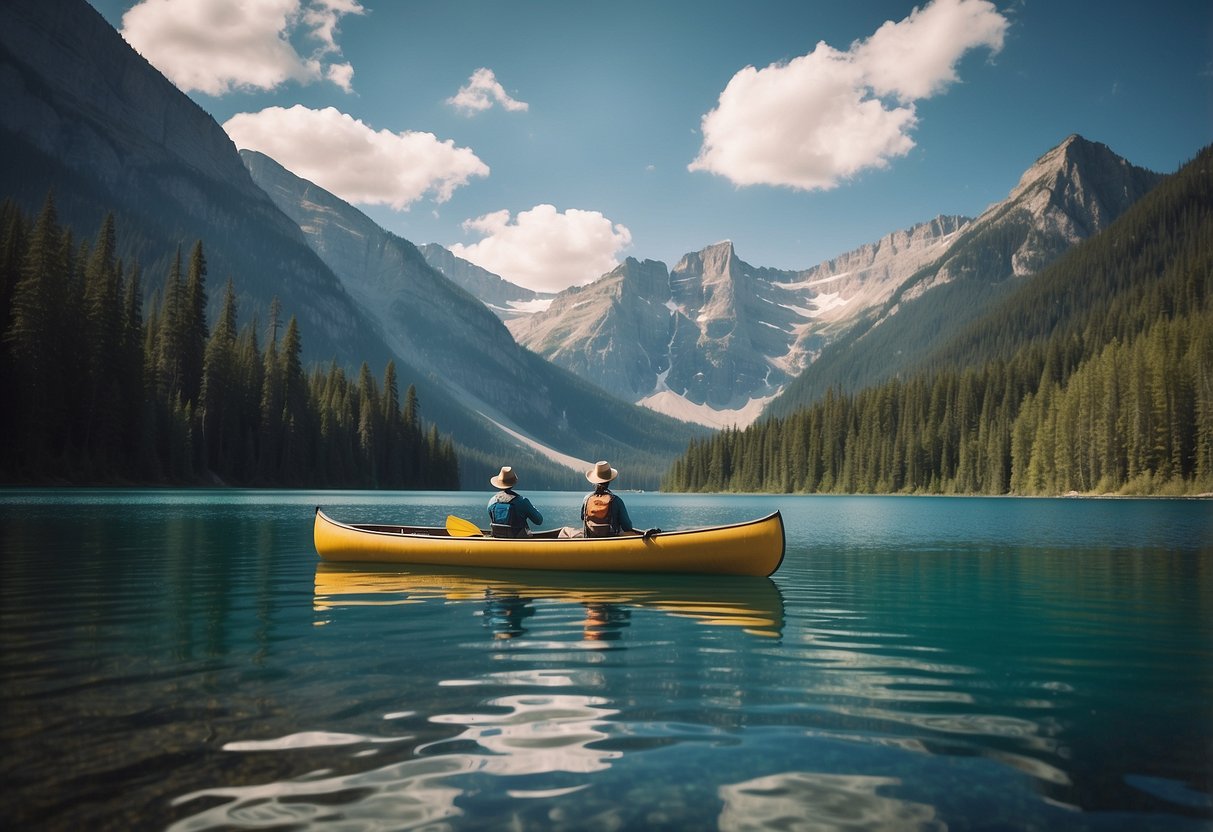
[313, 563, 785, 640]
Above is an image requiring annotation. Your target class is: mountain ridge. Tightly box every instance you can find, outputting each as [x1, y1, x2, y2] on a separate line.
[496, 214, 968, 427]
[432, 134, 1162, 429]
[767, 134, 1165, 417]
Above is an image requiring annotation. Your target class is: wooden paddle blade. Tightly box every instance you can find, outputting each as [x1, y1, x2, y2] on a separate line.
[445, 515, 483, 537]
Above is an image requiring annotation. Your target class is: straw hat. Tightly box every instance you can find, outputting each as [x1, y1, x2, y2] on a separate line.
[586, 460, 618, 484]
[490, 466, 518, 489]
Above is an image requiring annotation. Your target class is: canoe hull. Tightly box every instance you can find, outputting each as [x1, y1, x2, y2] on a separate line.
[313, 509, 785, 577]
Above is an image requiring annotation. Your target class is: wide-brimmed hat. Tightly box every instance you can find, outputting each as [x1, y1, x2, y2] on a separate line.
[490, 466, 518, 489]
[586, 460, 618, 484]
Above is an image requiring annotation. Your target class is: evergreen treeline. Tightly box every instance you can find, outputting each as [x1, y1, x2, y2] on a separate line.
[664, 147, 1213, 496]
[0, 196, 459, 488]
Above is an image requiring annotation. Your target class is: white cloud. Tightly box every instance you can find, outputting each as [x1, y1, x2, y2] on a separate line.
[224, 105, 489, 209]
[302, 0, 363, 54]
[447, 68, 530, 115]
[450, 205, 632, 293]
[120, 0, 364, 96]
[857, 0, 1009, 100]
[689, 0, 1008, 191]
[325, 62, 355, 93]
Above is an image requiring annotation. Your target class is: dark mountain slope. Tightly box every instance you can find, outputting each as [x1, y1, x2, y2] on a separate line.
[927, 143, 1213, 375]
[0, 0, 390, 368]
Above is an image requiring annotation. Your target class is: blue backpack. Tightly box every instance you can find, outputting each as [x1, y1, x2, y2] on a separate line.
[489, 492, 523, 537]
[489, 492, 516, 525]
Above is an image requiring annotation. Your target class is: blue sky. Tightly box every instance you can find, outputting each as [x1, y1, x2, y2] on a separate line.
[86, 0, 1211, 292]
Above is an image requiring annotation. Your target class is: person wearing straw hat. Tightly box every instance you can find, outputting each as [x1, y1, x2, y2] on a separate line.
[487, 466, 543, 538]
[581, 460, 657, 538]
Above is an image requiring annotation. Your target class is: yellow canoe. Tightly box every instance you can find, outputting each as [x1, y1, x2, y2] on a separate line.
[313, 508, 785, 577]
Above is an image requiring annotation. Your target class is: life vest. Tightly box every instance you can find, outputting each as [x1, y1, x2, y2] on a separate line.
[584, 491, 616, 537]
[489, 492, 527, 538]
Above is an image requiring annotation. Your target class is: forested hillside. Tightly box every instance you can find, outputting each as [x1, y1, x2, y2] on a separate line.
[663, 146, 1213, 496]
[0, 196, 459, 487]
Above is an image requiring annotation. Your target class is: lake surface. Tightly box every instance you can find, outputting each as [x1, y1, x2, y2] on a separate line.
[0, 489, 1210, 831]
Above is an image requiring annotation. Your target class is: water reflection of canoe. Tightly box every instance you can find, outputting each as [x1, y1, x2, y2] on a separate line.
[314, 508, 785, 577]
[313, 563, 786, 638]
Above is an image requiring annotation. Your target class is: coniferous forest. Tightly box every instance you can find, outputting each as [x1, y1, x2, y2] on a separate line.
[0, 195, 459, 488]
[664, 147, 1213, 496]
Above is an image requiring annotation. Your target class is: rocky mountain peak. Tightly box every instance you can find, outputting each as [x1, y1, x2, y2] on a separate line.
[614, 257, 670, 303]
[674, 240, 738, 281]
[1008, 134, 1155, 220]
[975, 133, 1163, 276]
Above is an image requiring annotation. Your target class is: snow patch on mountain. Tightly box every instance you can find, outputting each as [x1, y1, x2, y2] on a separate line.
[637, 390, 773, 429]
[506, 298, 554, 315]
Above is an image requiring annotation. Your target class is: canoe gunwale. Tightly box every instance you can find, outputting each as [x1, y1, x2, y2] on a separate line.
[315, 507, 783, 543]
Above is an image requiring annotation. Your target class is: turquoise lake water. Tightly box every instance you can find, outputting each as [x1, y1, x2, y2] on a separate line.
[0, 489, 1210, 830]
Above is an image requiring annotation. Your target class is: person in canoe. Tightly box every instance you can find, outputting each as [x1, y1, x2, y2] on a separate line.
[487, 466, 544, 538]
[582, 460, 658, 538]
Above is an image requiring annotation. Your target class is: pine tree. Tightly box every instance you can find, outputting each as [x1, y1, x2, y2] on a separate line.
[258, 300, 283, 482]
[278, 315, 308, 483]
[181, 241, 208, 406]
[201, 279, 239, 476]
[5, 193, 71, 472]
[356, 361, 379, 487]
[0, 200, 29, 468]
[156, 248, 184, 402]
[119, 262, 146, 474]
[381, 361, 404, 487]
[80, 214, 123, 468]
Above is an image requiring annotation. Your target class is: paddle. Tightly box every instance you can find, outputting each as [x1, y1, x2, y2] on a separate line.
[445, 515, 484, 537]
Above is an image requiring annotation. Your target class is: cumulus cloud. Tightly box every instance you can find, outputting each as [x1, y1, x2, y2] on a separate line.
[224, 105, 489, 209]
[689, 0, 1008, 191]
[325, 62, 355, 93]
[120, 0, 364, 96]
[447, 68, 530, 115]
[450, 205, 632, 293]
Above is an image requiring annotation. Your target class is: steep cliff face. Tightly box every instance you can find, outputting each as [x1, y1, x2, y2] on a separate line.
[243, 150, 540, 417]
[0, 0, 254, 192]
[998, 134, 1164, 276]
[507, 258, 673, 399]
